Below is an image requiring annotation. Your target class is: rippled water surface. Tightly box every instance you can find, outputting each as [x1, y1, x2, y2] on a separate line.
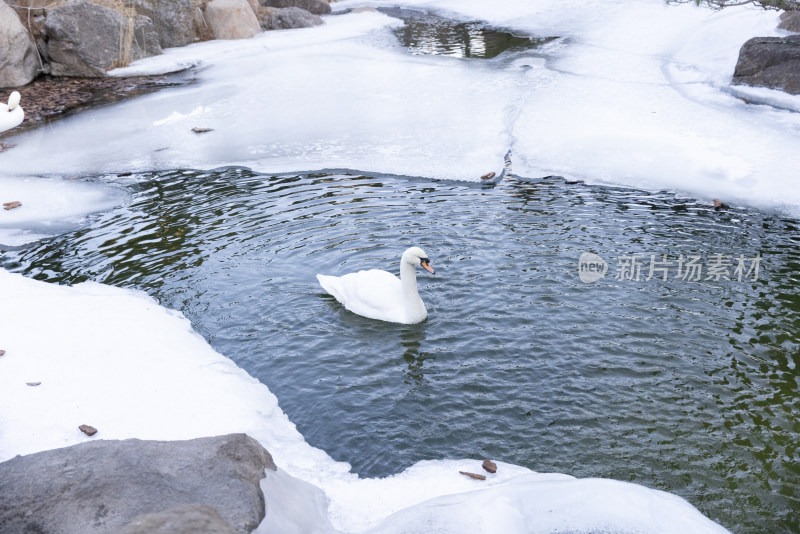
[3, 168, 799, 533]
[380, 6, 553, 59]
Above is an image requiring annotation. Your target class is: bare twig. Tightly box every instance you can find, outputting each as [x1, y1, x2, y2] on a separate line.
[666, 0, 799, 10]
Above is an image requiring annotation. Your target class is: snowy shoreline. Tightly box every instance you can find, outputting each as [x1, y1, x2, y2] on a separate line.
[0, 270, 732, 533]
[3, 0, 798, 530]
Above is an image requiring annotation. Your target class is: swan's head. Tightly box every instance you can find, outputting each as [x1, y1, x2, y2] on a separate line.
[403, 246, 435, 274]
[7, 91, 21, 111]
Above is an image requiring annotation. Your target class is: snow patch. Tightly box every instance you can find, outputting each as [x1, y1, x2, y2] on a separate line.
[0, 269, 730, 533]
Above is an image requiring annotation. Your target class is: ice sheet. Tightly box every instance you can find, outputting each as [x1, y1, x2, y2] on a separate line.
[0, 12, 517, 181]
[338, 0, 799, 212]
[1, 0, 798, 215]
[500, 1, 799, 213]
[0, 176, 127, 246]
[0, 269, 731, 533]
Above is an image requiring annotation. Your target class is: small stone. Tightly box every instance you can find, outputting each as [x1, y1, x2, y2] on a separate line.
[26, 381, 41, 386]
[0, 349, 5, 357]
[480, 171, 496, 180]
[712, 198, 727, 210]
[192, 126, 213, 133]
[482, 459, 497, 473]
[79, 424, 98, 437]
[459, 471, 486, 481]
[3, 201, 22, 210]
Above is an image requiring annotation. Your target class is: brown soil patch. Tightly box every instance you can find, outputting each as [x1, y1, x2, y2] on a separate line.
[1, 72, 194, 142]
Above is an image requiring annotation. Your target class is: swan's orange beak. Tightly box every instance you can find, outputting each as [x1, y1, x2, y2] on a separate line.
[421, 258, 435, 274]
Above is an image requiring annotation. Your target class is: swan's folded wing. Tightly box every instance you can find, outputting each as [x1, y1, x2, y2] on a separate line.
[317, 269, 403, 322]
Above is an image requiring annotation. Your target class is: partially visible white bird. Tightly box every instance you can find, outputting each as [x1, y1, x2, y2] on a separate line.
[317, 246, 435, 324]
[1, 91, 24, 133]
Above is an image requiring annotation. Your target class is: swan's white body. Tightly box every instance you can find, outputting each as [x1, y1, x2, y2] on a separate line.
[0, 91, 24, 133]
[317, 247, 435, 324]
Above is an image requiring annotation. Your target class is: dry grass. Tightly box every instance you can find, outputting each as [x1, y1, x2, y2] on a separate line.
[116, 0, 136, 68]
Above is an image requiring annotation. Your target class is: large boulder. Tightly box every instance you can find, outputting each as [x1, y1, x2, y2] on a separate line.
[778, 10, 800, 33]
[732, 34, 800, 95]
[204, 0, 261, 40]
[46, 0, 162, 77]
[0, 1, 39, 87]
[0, 433, 275, 534]
[260, 6, 323, 30]
[259, 0, 330, 16]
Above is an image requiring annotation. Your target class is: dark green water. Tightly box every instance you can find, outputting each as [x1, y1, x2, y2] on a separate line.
[380, 6, 554, 59]
[2, 168, 799, 533]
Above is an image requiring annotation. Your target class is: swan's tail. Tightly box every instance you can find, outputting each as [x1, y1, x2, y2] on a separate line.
[316, 274, 343, 302]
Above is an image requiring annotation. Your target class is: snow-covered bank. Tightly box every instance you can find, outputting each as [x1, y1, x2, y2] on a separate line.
[1, 0, 799, 218]
[0, 269, 730, 533]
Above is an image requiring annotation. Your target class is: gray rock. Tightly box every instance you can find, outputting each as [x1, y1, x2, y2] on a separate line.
[204, 0, 261, 40]
[732, 34, 800, 95]
[45, 0, 162, 77]
[0, 433, 276, 534]
[261, 6, 323, 30]
[153, 0, 195, 48]
[0, 0, 39, 87]
[127, 0, 196, 48]
[118, 503, 238, 534]
[778, 10, 800, 33]
[259, 0, 330, 16]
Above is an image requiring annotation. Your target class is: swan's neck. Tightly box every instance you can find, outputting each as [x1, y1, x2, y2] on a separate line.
[399, 261, 419, 299]
[400, 262, 419, 298]
[398, 259, 427, 323]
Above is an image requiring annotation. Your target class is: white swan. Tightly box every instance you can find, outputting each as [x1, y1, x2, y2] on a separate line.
[1, 91, 24, 133]
[317, 246, 435, 324]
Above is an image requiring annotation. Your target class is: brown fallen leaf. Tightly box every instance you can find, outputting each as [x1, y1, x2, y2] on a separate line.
[482, 459, 497, 473]
[480, 172, 496, 180]
[79, 424, 98, 437]
[3, 201, 22, 210]
[0, 350, 5, 357]
[459, 471, 486, 481]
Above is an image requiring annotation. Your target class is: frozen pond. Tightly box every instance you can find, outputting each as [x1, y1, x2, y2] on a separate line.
[3, 168, 799, 532]
[2, 1, 799, 532]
